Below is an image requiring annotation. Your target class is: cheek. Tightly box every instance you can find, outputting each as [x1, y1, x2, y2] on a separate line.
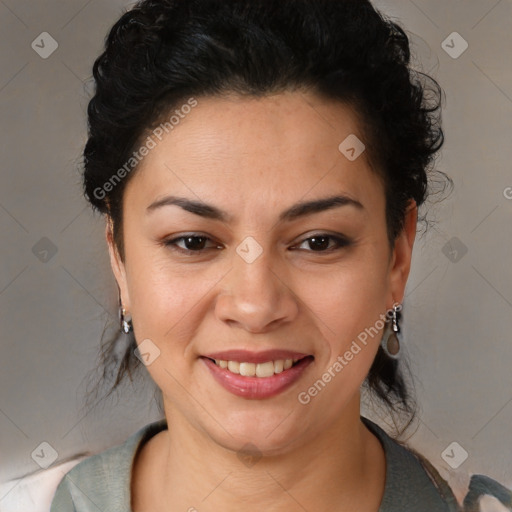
[297, 252, 389, 355]
[294, 264, 388, 414]
[125, 248, 227, 350]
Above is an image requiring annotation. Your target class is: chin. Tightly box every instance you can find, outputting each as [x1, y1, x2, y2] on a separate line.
[203, 406, 312, 457]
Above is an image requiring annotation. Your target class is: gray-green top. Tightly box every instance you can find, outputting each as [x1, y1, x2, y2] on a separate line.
[50, 417, 460, 512]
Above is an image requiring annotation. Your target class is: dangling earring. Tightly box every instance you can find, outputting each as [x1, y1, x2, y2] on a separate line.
[118, 296, 133, 334]
[381, 302, 401, 358]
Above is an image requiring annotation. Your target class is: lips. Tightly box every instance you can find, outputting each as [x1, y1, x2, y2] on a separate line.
[200, 350, 314, 399]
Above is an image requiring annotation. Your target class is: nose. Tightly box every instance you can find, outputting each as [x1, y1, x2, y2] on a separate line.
[215, 243, 299, 334]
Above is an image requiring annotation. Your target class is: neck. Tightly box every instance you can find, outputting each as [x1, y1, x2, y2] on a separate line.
[134, 396, 386, 512]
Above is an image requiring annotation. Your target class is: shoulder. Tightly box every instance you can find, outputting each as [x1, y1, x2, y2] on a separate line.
[361, 417, 461, 512]
[50, 419, 167, 512]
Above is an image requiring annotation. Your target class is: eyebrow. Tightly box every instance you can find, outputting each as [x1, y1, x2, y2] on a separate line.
[146, 194, 364, 223]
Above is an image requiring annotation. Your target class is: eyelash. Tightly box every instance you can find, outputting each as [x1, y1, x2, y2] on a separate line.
[162, 233, 352, 255]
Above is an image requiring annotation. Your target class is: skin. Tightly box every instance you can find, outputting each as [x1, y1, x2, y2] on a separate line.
[106, 90, 417, 512]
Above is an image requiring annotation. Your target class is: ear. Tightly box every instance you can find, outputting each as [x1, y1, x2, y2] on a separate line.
[105, 216, 131, 311]
[387, 199, 417, 306]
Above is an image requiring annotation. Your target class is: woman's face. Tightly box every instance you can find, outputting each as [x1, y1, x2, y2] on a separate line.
[108, 91, 416, 454]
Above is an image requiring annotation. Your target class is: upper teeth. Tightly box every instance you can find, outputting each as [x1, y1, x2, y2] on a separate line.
[214, 359, 299, 377]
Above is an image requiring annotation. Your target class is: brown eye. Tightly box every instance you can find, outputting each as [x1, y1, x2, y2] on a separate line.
[293, 234, 352, 252]
[164, 234, 220, 253]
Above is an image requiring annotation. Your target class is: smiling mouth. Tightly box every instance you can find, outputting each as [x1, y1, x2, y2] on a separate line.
[204, 356, 312, 377]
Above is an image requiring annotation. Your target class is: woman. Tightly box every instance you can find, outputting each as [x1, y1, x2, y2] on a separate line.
[50, 0, 512, 511]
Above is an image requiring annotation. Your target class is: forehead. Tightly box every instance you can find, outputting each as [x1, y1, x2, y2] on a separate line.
[124, 91, 383, 216]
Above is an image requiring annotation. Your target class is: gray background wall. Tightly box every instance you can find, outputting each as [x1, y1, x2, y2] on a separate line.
[1, 0, 511, 506]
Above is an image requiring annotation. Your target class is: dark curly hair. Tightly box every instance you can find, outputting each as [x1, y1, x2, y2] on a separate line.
[82, 0, 451, 432]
